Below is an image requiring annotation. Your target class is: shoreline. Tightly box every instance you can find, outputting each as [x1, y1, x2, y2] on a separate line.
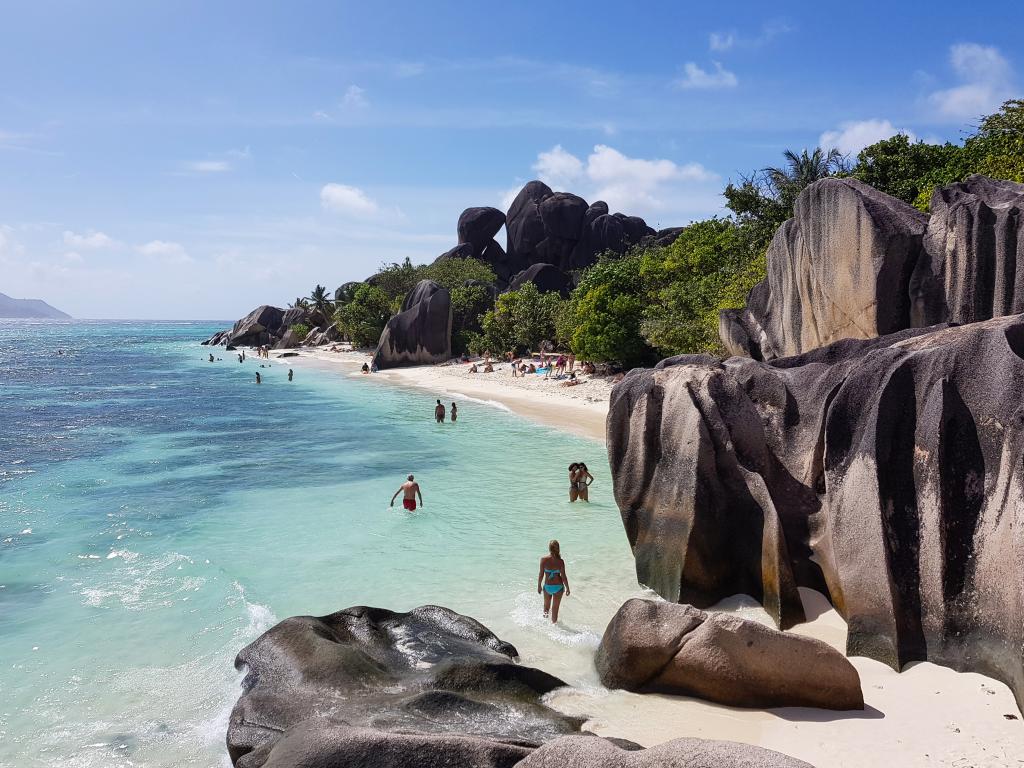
[273, 346, 610, 443]
[264, 344, 1022, 767]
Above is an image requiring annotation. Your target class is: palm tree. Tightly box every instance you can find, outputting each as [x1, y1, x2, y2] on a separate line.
[308, 285, 334, 319]
[289, 297, 311, 310]
[764, 148, 848, 210]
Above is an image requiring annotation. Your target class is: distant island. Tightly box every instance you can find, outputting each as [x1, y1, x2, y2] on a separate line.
[0, 292, 71, 319]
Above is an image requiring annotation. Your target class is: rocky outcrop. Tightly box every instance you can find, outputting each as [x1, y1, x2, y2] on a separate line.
[518, 735, 813, 768]
[509, 263, 572, 297]
[913, 175, 1024, 326]
[273, 327, 302, 349]
[608, 314, 1024, 713]
[227, 305, 286, 347]
[722, 176, 1024, 361]
[720, 178, 930, 360]
[227, 604, 580, 768]
[372, 280, 452, 369]
[459, 207, 507, 256]
[596, 599, 863, 710]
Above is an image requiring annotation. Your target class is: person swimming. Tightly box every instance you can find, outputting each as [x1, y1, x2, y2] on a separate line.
[537, 539, 570, 623]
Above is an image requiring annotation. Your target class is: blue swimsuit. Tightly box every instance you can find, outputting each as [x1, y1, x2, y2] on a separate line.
[543, 568, 564, 595]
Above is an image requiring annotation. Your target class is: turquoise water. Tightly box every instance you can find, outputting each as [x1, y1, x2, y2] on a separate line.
[0, 320, 641, 767]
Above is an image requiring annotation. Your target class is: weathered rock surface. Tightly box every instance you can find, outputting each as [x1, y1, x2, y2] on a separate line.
[459, 207, 507, 257]
[596, 599, 863, 710]
[720, 178, 930, 360]
[722, 176, 1024, 361]
[272, 327, 302, 349]
[518, 735, 814, 768]
[227, 604, 579, 768]
[372, 280, 452, 369]
[609, 314, 1024, 712]
[913, 175, 1024, 326]
[225, 305, 286, 347]
[509, 263, 573, 297]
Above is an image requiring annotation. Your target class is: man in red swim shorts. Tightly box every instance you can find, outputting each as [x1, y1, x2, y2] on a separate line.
[390, 474, 423, 511]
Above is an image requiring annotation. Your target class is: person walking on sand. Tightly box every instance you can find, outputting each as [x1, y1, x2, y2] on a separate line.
[450, 402, 458, 423]
[575, 462, 594, 502]
[390, 474, 423, 511]
[434, 399, 446, 423]
[538, 539, 570, 622]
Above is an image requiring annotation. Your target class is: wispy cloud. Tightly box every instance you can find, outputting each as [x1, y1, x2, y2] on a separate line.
[341, 84, 369, 109]
[819, 119, 916, 155]
[137, 240, 192, 263]
[63, 230, 118, 249]
[928, 43, 1015, 120]
[674, 62, 738, 90]
[320, 183, 381, 218]
[184, 160, 231, 173]
[708, 21, 792, 52]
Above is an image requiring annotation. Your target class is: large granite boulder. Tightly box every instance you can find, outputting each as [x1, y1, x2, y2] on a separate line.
[720, 178, 930, 360]
[508, 263, 572, 297]
[372, 280, 452, 368]
[227, 604, 581, 768]
[912, 175, 1024, 326]
[228, 305, 286, 347]
[539, 193, 589, 240]
[596, 599, 863, 710]
[202, 329, 231, 346]
[608, 314, 1024, 713]
[279, 308, 309, 328]
[273, 327, 302, 350]
[458, 207, 507, 257]
[506, 181, 553, 268]
[436, 243, 476, 262]
[519, 735, 813, 768]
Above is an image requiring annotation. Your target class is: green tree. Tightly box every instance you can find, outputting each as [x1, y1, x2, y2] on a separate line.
[561, 255, 655, 367]
[725, 147, 848, 238]
[308, 284, 335, 319]
[289, 323, 311, 342]
[479, 282, 564, 355]
[333, 284, 392, 347]
[850, 134, 967, 207]
[967, 98, 1024, 184]
[371, 258, 421, 303]
[638, 219, 767, 356]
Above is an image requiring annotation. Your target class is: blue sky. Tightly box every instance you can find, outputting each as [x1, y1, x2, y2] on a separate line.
[1, 1, 1021, 319]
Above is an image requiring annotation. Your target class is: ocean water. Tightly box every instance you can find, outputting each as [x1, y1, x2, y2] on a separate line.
[0, 320, 644, 767]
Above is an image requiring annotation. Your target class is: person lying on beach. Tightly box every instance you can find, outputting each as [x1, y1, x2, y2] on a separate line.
[561, 372, 580, 387]
[483, 361, 494, 373]
[450, 402, 458, 422]
[538, 539, 570, 622]
[390, 474, 423, 511]
[527, 363, 537, 374]
[434, 399, 446, 422]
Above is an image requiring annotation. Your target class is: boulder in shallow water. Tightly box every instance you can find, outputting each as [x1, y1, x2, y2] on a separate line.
[608, 314, 1024, 713]
[372, 280, 452, 368]
[518, 734, 814, 767]
[227, 604, 580, 767]
[596, 599, 863, 710]
[228, 305, 286, 347]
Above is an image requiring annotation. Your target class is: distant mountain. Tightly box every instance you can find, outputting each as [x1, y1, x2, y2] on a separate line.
[0, 292, 72, 319]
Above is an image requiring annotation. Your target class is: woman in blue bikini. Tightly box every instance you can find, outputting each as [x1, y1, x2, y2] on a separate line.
[537, 539, 570, 623]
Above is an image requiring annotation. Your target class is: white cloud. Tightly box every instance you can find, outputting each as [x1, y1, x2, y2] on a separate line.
[320, 183, 380, 218]
[819, 119, 916, 155]
[928, 43, 1015, 120]
[674, 62, 738, 90]
[184, 160, 231, 173]
[312, 110, 331, 120]
[342, 85, 368, 109]
[709, 32, 735, 52]
[63, 230, 116, 249]
[524, 144, 720, 221]
[137, 240, 191, 263]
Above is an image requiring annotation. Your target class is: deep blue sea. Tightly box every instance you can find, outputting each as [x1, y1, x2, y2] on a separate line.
[0, 320, 642, 767]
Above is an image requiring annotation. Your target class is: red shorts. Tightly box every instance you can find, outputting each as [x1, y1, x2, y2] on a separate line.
[403, 498, 417, 511]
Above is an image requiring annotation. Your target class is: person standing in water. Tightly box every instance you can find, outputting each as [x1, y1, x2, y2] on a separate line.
[434, 399, 446, 423]
[537, 539, 570, 622]
[450, 402, 458, 423]
[288, 368, 294, 381]
[575, 462, 594, 502]
[255, 372, 261, 384]
[390, 474, 423, 511]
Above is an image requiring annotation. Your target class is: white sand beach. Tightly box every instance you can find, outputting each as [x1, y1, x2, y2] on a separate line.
[273, 345, 1023, 767]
